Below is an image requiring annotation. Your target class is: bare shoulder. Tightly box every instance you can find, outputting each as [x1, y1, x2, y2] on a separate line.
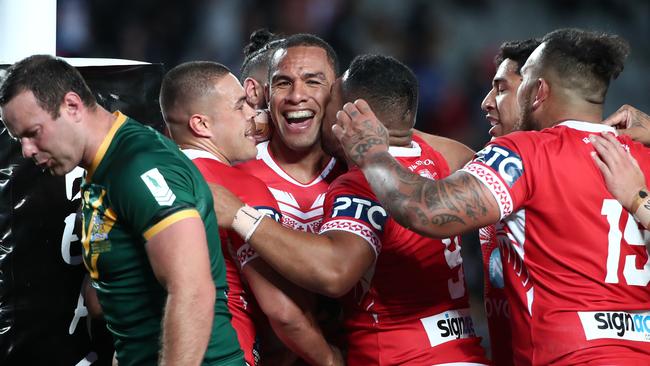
[413, 129, 475, 172]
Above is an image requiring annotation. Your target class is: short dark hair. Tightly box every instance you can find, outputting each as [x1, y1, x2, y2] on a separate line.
[159, 61, 230, 122]
[494, 38, 541, 74]
[240, 29, 283, 82]
[342, 54, 418, 129]
[0, 54, 97, 118]
[269, 33, 339, 79]
[538, 28, 629, 103]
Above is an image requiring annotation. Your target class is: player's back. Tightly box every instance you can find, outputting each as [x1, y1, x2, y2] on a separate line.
[321, 135, 488, 365]
[471, 121, 650, 365]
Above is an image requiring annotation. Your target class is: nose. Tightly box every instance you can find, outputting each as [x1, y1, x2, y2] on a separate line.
[481, 88, 496, 112]
[286, 81, 308, 104]
[20, 138, 37, 159]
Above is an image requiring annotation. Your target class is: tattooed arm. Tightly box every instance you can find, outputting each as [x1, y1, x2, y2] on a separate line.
[333, 100, 501, 238]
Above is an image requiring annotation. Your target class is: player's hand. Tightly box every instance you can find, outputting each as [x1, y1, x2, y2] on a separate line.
[208, 183, 244, 229]
[589, 132, 646, 211]
[332, 99, 389, 167]
[603, 104, 650, 146]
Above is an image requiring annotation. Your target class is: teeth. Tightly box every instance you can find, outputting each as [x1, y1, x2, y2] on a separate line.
[285, 110, 314, 119]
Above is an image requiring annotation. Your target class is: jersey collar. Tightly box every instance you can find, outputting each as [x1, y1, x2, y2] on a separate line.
[557, 120, 617, 134]
[181, 148, 223, 163]
[388, 141, 422, 157]
[85, 111, 128, 182]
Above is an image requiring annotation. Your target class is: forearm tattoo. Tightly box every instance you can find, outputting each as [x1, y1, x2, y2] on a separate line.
[364, 152, 491, 235]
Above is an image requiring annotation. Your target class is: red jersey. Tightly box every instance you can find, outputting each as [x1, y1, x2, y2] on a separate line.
[480, 224, 514, 366]
[462, 121, 650, 365]
[237, 141, 345, 233]
[320, 136, 489, 365]
[183, 149, 281, 366]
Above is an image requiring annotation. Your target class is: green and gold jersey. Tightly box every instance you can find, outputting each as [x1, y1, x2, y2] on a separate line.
[81, 112, 244, 366]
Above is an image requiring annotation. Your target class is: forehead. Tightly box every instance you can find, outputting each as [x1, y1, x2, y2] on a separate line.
[1, 90, 45, 133]
[272, 46, 334, 78]
[494, 59, 521, 81]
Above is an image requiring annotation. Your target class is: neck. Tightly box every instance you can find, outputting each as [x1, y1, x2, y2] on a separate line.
[81, 107, 120, 169]
[544, 100, 604, 128]
[387, 128, 413, 147]
[178, 140, 230, 165]
[268, 136, 332, 184]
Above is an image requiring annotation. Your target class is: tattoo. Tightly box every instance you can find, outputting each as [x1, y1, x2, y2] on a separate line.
[348, 119, 390, 166]
[363, 152, 495, 236]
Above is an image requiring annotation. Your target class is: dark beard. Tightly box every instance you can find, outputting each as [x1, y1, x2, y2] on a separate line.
[517, 98, 540, 132]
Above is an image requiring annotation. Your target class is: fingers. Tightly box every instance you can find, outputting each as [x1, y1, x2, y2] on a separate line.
[353, 99, 372, 115]
[589, 134, 622, 168]
[590, 151, 612, 179]
[331, 123, 344, 142]
[342, 102, 361, 119]
[603, 105, 631, 128]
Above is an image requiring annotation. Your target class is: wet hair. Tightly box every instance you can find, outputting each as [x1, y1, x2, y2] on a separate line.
[240, 29, 283, 82]
[159, 61, 230, 122]
[494, 38, 541, 74]
[342, 54, 418, 129]
[538, 28, 630, 103]
[269, 33, 339, 79]
[0, 54, 97, 118]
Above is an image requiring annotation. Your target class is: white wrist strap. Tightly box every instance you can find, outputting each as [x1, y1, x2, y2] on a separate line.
[232, 205, 264, 242]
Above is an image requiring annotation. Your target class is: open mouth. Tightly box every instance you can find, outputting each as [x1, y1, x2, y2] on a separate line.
[284, 110, 315, 129]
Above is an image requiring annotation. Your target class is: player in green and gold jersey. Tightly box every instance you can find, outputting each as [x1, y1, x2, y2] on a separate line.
[0, 55, 244, 366]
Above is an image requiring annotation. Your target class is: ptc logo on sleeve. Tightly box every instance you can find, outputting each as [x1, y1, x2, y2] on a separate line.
[331, 195, 388, 231]
[140, 168, 176, 206]
[475, 145, 523, 187]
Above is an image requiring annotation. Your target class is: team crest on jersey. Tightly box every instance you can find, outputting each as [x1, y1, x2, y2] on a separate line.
[475, 145, 523, 187]
[82, 185, 117, 279]
[140, 168, 176, 206]
[331, 195, 388, 231]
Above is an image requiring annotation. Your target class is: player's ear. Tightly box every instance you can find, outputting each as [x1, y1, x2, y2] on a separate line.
[531, 78, 549, 110]
[62, 91, 84, 122]
[188, 114, 212, 138]
[244, 77, 263, 108]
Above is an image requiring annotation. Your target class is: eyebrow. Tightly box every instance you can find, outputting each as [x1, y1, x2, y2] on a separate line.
[234, 95, 247, 107]
[303, 72, 327, 80]
[492, 77, 507, 86]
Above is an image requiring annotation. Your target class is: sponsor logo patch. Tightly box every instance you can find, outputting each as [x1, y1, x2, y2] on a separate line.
[331, 195, 388, 231]
[140, 168, 176, 206]
[420, 308, 477, 347]
[578, 310, 650, 342]
[474, 145, 523, 187]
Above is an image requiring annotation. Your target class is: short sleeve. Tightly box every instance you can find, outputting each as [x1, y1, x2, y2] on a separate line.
[319, 172, 389, 257]
[460, 135, 531, 219]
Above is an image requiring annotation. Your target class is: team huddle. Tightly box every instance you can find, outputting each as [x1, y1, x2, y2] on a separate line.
[1, 26, 649, 366]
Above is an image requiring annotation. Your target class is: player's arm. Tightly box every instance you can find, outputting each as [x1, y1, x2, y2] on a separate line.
[603, 104, 650, 146]
[212, 184, 375, 297]
[590, 133, 650, 232]
[243, 260, 343, 366]
[145, 213, 215, 366]
[332, 100, 501, 238]
[413, 129, 476, 171]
